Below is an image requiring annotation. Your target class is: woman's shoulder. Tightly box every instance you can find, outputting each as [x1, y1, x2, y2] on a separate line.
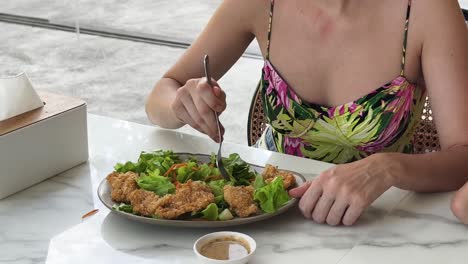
[407, 0, 466, 48]
[412, 0, 466, 28]
[217, 0, 271, 35]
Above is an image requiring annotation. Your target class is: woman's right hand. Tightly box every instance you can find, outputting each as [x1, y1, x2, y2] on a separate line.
[171, 77, 226, 143]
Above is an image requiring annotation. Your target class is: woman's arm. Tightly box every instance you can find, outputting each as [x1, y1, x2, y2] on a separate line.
[382, 0, 468, 192]
[145, 0, 260, 135]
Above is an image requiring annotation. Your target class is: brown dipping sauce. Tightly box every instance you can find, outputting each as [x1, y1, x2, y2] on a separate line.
[200, 236, 251, 260]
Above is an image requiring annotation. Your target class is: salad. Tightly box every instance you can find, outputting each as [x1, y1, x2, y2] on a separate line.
[106, 150, 296, 221]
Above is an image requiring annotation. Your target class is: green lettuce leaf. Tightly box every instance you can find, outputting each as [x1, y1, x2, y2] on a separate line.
[175, 161, 220, 183]
[208, 179, 227, 205]
[137, 170, 175, 196]
[198, 163, 220, 179]
[202, 203, 219, 220]
[208, 180, 225, 197]
[209, 153, 217, 166]
[112, 203, 133, 213]
[253, 173, 265, 190]
[114, 150, 181, 175]
[222, 153, 256, 186]
[175, 161, 198, 183]
[114, 161, 146, 174]
[254, 177, 291, 213]
[139, 150, 181, 175]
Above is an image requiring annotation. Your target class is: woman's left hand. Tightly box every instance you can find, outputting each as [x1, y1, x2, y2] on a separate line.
[289, 154, 397, 226]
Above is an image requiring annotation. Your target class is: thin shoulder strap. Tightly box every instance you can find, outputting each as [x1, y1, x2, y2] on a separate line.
[266, 0, 275, 60]
[400, 0, 412, 76]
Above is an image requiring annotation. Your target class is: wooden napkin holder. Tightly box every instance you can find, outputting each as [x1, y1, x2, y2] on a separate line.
[0, 92, 88, 199]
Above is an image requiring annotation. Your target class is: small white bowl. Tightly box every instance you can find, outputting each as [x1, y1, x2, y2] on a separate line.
[193, 231, 256, 264]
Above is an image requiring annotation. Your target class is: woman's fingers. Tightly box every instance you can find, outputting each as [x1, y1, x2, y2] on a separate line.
[197, 80, 226, 113]
[171, 78, 227, 142]
[326, 200, 349, 226]
[173, 102, 205, 135]
[192, 96, 220, 141]
[177, 78, 225, 142]
[342, 203, 365, 226]
[292, 159, 393, 226]
[298, 184, 322, 219]
[289, 181, 312, 198]
[213, 86, 227, 107]
[311, 195, 335, 224]
[180, 95, 217, 140]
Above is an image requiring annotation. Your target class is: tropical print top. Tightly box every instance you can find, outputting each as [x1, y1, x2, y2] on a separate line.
[257, 0, 426, 164]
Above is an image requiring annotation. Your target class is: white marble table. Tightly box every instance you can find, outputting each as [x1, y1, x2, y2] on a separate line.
[1, 114, 467, 264]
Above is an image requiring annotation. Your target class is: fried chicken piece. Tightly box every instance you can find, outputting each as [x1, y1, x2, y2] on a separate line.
[107, 171, 139, 203]
[128, 189, 160, 216]
[262, 164, 296, 189]
[153, 181, 214, 219]
[223, 185, 259, 218]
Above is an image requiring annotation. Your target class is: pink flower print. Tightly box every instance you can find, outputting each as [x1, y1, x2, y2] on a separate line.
[263, 63, 274, 95]
[289, 89, 300, 104]
[263, 62, 272, 82]
[358, 84, 415, 153]
[328, 106, 337, 118]
[348, 102, 359, 113]
[284, 136, 305, 157]
[263, 61, 301, 109]
[392, 76, 406, 87]
[340, 105, 347, 115]
[327, 103, 360, 118]
[273, 76, 292, 109]
[383, 76, 406, 89]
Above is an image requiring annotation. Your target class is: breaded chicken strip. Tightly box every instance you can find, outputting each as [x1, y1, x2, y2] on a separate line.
[153, 181, 214, 219]
[262, 164, 296, 189]
[107, 171, 139, 203]
[224, 185, 259, 218]
[128, 189, 160, 216]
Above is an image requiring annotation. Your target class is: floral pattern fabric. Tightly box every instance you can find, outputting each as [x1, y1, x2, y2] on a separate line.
[260, 60, 426, 164]
[257, 0, 425, 164]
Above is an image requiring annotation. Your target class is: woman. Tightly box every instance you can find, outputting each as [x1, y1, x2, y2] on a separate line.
[146, 0, 468, 226]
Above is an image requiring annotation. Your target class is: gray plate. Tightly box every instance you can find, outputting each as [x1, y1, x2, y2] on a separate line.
[97, 153, 306, 228]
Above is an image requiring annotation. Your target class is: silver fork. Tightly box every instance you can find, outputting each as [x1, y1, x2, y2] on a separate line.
[203, 54, 230, 181]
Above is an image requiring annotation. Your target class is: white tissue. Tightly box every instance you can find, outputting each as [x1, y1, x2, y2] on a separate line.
[0, 73, 44, 121]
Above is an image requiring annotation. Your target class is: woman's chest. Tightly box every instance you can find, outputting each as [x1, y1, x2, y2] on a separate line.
[254, 0, 422, 108]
